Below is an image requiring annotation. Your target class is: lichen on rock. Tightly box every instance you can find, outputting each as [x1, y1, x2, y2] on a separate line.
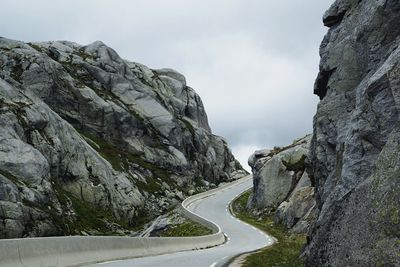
[0, 37, 247, 238]
[305, 0, 400, 265]
[247, 135, 315, 234]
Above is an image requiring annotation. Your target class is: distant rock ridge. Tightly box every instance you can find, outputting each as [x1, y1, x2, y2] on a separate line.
[305, 0, 400, 265]
[247, 135, 316, 234]
[0, 37, 247, 238]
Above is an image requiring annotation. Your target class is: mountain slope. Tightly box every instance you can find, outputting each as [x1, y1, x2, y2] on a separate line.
[0, 37, 247, 238]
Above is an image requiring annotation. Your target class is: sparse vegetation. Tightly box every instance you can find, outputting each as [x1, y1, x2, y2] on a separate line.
[18, 181, 145, 236]
[235, 159, 245, 171]
[232, 191, 306, 267]
[27, 43, 44, 53]
[180, 117, 196, 137]
[0, 169, 24, 185]
[51, 183, 145, 235]
[77, 48, 95, 61]
[270, 138, 308, 156]
[10, 58, 23, 82]
[271, 146, 283, 155]
[282, 155, 306, 172]
[160, 220, 212, 237]
[77, 130, 174, 194]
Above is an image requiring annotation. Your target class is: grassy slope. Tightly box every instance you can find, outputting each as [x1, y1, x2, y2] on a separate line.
[231, 191, 306, 267]
[160, 219, 212, 237]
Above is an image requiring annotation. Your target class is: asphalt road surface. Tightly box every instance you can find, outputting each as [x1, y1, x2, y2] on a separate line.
[88, 177, 273, 267]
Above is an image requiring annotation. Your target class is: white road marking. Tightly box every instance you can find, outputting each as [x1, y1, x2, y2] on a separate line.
[94, 177, 274, 267]
[98, 261, 119, 265]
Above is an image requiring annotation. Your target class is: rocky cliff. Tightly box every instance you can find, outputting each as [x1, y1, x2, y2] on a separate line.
[247, 136, 316, 234]
[305, 0, 400, 265]
[0, 37, 247, 238]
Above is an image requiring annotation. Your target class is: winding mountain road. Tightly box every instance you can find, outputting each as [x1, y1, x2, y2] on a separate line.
[88, 177, 273, 267]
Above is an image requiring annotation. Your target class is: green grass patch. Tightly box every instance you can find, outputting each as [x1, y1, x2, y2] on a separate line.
[51, 183, 144, 235]
[0, 169, 24, 185]
[77, 130, 126, 171]
[77, 130, 173, 194]
[77, 48, 95, 61]
[27, 43, 44, 53]
[282, 155, 306, 172]
[232, 191, 306, 267]
[18, 182, 143, 236]
[160, 220, 212, 237]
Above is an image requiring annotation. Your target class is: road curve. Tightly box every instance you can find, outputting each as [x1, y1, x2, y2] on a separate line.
[88, 177, 274, 267]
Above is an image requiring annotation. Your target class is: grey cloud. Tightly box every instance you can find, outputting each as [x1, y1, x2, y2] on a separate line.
[0, 0, 335, 169]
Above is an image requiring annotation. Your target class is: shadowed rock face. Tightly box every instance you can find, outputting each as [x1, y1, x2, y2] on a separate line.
[0, 38, 247, 238]
[306, 0, 400, 265]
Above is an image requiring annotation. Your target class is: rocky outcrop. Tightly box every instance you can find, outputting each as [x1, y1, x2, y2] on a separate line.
[274, 172, 316, 234]
[305, 0, 400, 265]
[0, 37, 247, 238]
[248, 136, 316, 234]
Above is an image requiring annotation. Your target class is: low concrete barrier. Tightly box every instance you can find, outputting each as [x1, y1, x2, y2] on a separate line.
[0, 176, 251, 267]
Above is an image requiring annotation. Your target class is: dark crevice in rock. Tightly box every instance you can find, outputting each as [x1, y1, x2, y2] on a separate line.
[314, 68, 336, 100]
[323, 10, 347, 27]
[283, 170, 304, 204]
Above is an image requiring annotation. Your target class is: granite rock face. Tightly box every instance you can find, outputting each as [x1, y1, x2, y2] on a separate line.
[305, 0, 400, 265]
[275, 172, 316, 234]
[248, 136, 316, 234]
[0, 37, 247, 238]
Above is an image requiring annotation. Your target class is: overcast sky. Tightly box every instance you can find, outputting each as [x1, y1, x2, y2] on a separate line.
[1, 0, 334, 171]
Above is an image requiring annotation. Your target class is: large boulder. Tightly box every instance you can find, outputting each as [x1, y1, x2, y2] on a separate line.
[305, 0, 400, 265]
[248, 136, 315, 234]
[0, 37, 247, 238]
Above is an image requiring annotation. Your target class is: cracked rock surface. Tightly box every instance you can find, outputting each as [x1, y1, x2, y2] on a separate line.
[305, 0, 400, 265]
[0, 37, 247, 238]
[247, 135, 316, 234]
